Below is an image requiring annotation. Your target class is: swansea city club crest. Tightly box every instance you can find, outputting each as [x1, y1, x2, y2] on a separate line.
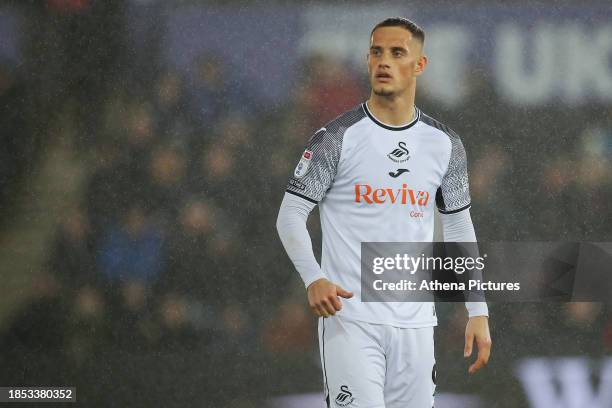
[387, 141, 410, 163]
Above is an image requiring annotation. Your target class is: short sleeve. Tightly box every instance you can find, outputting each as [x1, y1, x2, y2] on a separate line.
[285, 127, 342, 203]
[436, 134, 471, 214]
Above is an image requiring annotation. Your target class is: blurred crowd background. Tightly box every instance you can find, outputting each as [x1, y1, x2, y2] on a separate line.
[0, 1, 611, 407]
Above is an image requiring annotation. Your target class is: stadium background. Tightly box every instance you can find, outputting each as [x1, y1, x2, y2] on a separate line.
[0, 0, 611, 407]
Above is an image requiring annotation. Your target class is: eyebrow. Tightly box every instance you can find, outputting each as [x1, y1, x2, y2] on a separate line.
[369, 45, 408, 53]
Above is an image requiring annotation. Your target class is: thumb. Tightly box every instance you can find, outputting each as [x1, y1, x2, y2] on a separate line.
[464, 332, 474, 357]
[336, 285, 354, 299]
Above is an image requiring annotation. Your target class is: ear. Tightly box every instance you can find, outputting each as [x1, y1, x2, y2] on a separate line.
[414, 54, 428, 76]
[366, 52, 371, 74]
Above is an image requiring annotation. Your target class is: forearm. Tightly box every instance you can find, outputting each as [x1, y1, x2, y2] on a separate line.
[440, 209, 488, 318]
[276, 192, 326, 288]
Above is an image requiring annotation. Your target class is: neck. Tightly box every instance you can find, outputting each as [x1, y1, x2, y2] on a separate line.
[367, 88, 416, 126]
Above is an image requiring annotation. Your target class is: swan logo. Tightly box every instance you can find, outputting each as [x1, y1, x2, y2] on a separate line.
[387, 142, 410, 163]
[334, 385, 354, 406]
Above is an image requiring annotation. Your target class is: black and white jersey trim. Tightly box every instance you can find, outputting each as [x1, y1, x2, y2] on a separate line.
[286, 189, 318, 204]
[437, 202, 471, 214]
[421, 112, 472, 214]
[362, 101, 420, 131]
[285, 104, 366, 202]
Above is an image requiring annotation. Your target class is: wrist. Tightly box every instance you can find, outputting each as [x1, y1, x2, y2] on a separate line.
[306, 277, 328, 291]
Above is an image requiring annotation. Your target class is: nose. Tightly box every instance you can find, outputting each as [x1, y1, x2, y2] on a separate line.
[377, 52, 391, 69]
[377, 60, 390, 70]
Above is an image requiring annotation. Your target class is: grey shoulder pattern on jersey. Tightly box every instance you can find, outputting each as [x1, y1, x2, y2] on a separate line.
[286, 105, 366, 203]
[419, 111, 461, 140]
[419, 111, 472, 214]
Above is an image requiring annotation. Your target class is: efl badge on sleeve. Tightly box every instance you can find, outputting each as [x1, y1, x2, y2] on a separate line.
[294, 150, 313, 178]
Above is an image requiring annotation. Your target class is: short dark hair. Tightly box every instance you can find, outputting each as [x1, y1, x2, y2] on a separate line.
[371, 17, 425, 44]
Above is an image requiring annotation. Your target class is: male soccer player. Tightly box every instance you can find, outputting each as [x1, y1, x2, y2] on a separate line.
[276, 17, 491, 408]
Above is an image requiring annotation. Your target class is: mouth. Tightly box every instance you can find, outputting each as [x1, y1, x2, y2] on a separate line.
[375, 72, 392, 82]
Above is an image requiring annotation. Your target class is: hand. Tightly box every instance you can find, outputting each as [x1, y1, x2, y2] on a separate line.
[464, 315, 492, 375]
[307, 278, 353, 317]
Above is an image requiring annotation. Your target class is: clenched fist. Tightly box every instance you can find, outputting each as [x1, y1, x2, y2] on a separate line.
[307, 278, 354, 317]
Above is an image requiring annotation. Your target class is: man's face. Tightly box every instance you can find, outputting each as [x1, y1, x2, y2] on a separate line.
[367, 26, 427, 97]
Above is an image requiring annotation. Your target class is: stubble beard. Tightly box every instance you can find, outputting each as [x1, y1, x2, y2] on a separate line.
[373, 86, 395, 98]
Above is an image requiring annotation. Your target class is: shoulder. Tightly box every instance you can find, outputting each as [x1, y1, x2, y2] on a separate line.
[418, 109, 462, 143]
[417, 109, 467, 159]
[310, 104, 367, 143]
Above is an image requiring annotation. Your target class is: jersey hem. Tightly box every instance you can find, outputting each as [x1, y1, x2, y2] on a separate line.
[337, 312, 438, 329]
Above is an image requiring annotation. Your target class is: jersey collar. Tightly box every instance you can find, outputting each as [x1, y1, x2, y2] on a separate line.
[362, 101, 420, 131]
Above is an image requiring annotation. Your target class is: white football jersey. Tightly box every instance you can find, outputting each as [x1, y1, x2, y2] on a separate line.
[286, 102, 472, 328]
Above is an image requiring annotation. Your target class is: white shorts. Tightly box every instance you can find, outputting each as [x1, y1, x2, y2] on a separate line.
[318, 315, 436, 408]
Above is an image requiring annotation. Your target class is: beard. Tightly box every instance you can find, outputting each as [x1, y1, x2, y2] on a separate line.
[372, 86, 395, 97]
